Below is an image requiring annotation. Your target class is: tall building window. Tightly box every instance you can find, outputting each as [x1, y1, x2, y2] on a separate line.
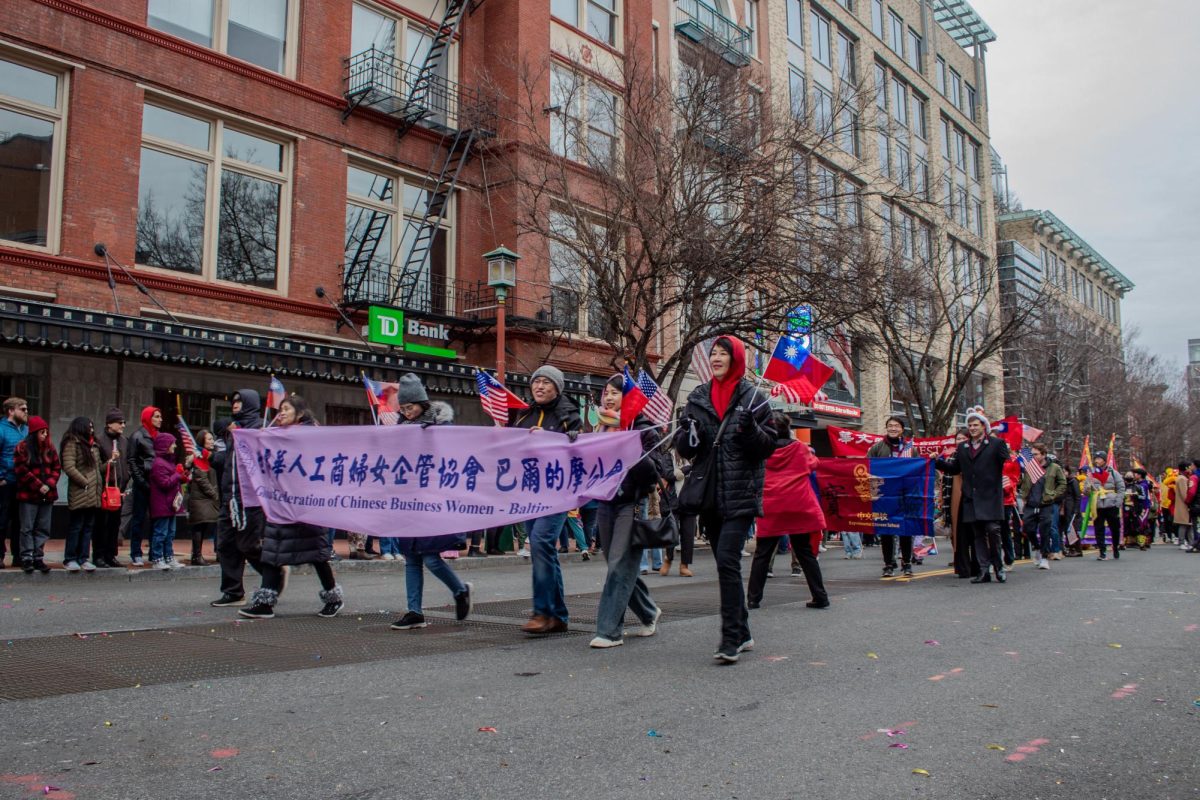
[811, 10, 832, 66]
[877, 130, 890, 177]
[744, 1, 758, 57]
[787, 0, 804, 47]
[912, 94, 927, 139]
[973, 199, 984, 236]
[552, 1, 620, 46]
[949, 68, 962, 108]
[814, 86, 834, 134]
[351, 4, 454, 124]
[896, 145, 911, 190]
[148, 0, 292, 74]
[837, 33, 856, 83]
[871, 0, 884, 37]
[136, 102, 289, 289]
[838, 108, 860, 156]
[888, 11, 905, 56]
[874, 63, 887, 111]
[891, 78, 907, 127]
[550, 67, 619, 168]
[344, 164, 453, 310]
[790, 67, 807, 119]
[836, 0, 854, 11]
[0, 54, 66, 249]
[935, 56, 946, 94]
[914, 155, 929, 198]
[815, 165, 836, 219]
[964, 82, 977, 119]
[549, 211, 612, 338]
[905, 28, 922, 70]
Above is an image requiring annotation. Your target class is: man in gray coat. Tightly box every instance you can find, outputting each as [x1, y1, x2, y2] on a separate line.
[1084, 452, 1125, 561]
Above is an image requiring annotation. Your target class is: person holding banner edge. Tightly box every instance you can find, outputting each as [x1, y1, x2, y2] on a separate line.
[935, 408, 1010, 584]
[866, 417, 917, 578]
[675, 336, 777, 664]
[509, 364, 583, 636]
[210, 389, 269, 608]
[589, 374, 664, 648]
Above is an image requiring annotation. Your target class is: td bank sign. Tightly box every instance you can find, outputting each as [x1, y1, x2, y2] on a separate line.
[367, 306, 458, 359]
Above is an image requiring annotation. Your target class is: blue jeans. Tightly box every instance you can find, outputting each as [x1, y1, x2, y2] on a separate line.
[65, 508, 96, 563]
[528, 512, 569, 622]
[129, 484, 149, 559]
[580, 502, 600, 549]
[639, 548, 663, 571]
[149, 516, 176, 563]
[378, 536, 402, 557]
[561, 514, 587, 551]
[405, 553, 466, 614]
[595, 502, 658, 640]
[1023, 505, 1059, 555]
[842, 531, 863, 556]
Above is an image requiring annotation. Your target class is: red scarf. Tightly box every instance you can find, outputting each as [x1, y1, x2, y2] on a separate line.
[709, 336, 747, 420]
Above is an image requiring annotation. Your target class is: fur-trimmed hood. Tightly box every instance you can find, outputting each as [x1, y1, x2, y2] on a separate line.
[403, 401, 455, 426]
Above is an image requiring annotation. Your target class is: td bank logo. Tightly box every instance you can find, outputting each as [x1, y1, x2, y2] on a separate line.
[367, 306, 458, 359]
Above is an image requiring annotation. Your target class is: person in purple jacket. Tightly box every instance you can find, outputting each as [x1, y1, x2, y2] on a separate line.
[148, 432, 190, 570]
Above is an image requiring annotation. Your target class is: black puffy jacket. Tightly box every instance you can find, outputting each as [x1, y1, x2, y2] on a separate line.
[127, 428, 156, 491]
[673, 379, 776, 519]
[261, 521, 332, 567]
[608, 415, 664, 506]
[508, 392, 582, 434]
[219, 388, 262, 504]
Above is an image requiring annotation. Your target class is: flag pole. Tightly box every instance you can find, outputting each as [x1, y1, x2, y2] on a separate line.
[361, 371, 380, 427]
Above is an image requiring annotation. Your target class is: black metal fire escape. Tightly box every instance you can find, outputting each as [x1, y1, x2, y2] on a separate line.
[341, 0, 495, 320]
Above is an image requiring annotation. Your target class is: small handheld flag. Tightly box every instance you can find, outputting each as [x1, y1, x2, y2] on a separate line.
[1017, 444, 1045, 483]
[1078, 435, 1091, 471]
[762, 335, 835, 394]
[174, 396, 199, 457]
[266, 375, 286, 410]
[475, 370, 528, 427]
[620, 366, 650, 430]
[635, 369, 674, 425]
[690, 338, 716, 383]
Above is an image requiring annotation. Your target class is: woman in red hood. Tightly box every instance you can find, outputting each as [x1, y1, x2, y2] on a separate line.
[126, 405, 163, 566]
[674, 336, 777, 664]
[747, 412, 830, 610]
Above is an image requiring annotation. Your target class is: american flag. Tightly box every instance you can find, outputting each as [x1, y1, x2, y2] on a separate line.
[176, 413, 199, 457]
[1018, 444, 1045, 483]
[475, 370, 528, 427]
[690, 338, 715, 383]
[635, 369, 673, 425]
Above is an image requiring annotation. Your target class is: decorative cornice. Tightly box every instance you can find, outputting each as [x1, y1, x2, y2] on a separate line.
[0, 247, 338, 320]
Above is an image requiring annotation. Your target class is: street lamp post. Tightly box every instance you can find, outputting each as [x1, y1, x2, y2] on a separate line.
[483, 246, 519, 385]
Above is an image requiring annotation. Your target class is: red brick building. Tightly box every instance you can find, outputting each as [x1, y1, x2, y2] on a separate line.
[0, 0, 660, 430]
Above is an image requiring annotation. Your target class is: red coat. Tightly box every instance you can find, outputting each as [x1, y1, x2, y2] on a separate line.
[1002, 459, 1020, 507]
[756, 440, 825, 539]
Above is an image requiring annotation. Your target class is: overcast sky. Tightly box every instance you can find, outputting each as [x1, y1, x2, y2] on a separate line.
[972, 0, 1200, 368]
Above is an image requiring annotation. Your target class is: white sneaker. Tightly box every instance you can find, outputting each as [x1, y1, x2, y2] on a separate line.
[1181, 544, 1190, 550]
[396, 555, 404, 563]
[81, 561, 96, 572]
[1037, 558, 1050, 570]
[64, 560, 80, 572]
[381, 553, 395, 561]
[1031, 549, 1040, 564]
[149, 559, 166, 570]
[518, 548, 530, 558]
[166, 559, 183, 570]
[818, 544, 828, 552]
[130, 557, 145, 567]
[589, 636, 624, 648]
[741, 550, 751, 557]
[633, 608, 662, 638]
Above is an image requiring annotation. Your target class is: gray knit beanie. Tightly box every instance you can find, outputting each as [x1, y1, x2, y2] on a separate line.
[396, 373, 428, 405]
[530, 364, 565, 396]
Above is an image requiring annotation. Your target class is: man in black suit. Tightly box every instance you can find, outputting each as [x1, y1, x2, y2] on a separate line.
[935, 407, 1010, 583]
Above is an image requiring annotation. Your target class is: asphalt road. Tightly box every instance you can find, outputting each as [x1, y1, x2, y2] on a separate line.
[0, 544, 1197, 800]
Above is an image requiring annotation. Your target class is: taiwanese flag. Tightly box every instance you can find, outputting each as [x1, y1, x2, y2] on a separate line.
[762, 335, 835, 397]
[990, 416, 1024, 453]
[266, 375, 287, 410]
[620, 366, 649, 430]
[815, 457, 938, 537]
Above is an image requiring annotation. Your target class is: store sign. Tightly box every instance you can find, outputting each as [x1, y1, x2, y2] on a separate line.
[812, 399, 862, 419]
[367, 306, 458, 359]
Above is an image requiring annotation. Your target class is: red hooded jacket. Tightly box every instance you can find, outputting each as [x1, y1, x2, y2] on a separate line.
[756, 439, 826, 540]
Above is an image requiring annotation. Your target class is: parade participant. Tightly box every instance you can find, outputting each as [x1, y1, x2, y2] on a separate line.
[1125, 469, 1153, 551]
[60, 417, 101, 572]
[675, 336, 776, 663]
[125, 405, 162, 566]
[387, 375, 472, 629]
[93, 408, 129, 568]
[210, 390, 268, 607]
[1160, 467, 1176, 543]
[1061, 469, 1087, 557]
[1018, 442, 1066, 570]
[589, 375, 664, 648]
[1188, 461, 1200, 551]
[867, 416, 916, 577]
[148, 431, 188, 570]
[242, 395, 345, 619]
[935, 408, 1009, 583]
[509, 364, 582, 636]
[1084, 452, 1125, 561]
[747, 412, 829, 610]
[1172, 462, 1192, 549]
[187, 429, 219, 566]
[944, 430, 976, 577]
[0, 397, 29, 568]
[14, 416, 58, 573]
[1001, 454, 1022, 564]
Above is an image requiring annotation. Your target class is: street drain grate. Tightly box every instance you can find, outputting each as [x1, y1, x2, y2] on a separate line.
[0, 615, 581, 703]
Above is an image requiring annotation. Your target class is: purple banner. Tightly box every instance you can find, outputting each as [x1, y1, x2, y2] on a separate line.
[232, 426, 644, 537]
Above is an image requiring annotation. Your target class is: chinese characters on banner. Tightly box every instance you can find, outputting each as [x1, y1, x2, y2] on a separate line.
[232, 426, 644, 537]
[828, 425, 956, 458]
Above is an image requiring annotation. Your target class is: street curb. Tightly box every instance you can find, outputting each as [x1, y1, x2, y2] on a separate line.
[0, 553, 610, 584]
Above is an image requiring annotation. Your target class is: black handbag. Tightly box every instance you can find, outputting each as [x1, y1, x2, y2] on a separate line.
[677, 397, 739, 515]
[633, 512, 680, 550]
